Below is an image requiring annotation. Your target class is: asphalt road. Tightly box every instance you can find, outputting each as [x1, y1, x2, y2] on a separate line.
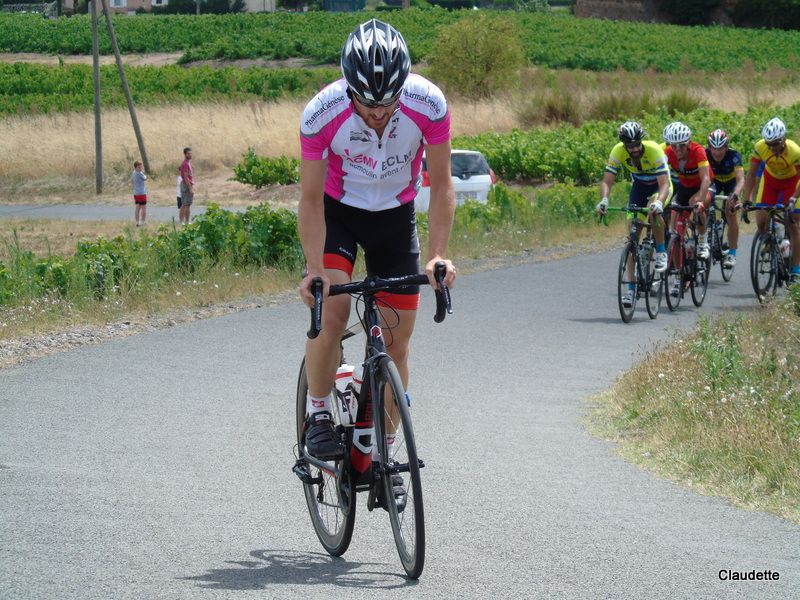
[2, 247, 799, 599]
[0, 204, 221, 222]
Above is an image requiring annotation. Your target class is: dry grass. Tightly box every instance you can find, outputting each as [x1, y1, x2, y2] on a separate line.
[0, 218, 139, 261]
[588, 306, 800, 524]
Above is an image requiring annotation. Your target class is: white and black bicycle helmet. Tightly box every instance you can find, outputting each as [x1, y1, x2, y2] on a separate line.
[618, 121, 645, 145]
[663, 121, 692, 145]
[707, 128, 729, 149]
[340, 19, 411, 104]
[762, 117, 787, 143]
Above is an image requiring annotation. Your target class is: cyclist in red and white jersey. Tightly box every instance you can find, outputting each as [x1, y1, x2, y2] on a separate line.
[297, 19, 457, 459]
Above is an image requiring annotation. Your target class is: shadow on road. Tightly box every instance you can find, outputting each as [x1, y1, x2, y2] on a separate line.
[182, 549, 416, 591]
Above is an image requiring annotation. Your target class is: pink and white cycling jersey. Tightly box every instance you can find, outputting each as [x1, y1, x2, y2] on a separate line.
[300, 73, 450, 211]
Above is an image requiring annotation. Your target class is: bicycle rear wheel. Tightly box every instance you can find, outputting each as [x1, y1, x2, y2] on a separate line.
[691, 253, 711, 307]
[719, 217, 734, 282]
[617, 243, 637, 323]
[665, 235, 683, 311]
[750, 233, 776, 302]
[296, 359, 356, 556]
[374, 357, 424, 579]
[643, 242, 662, 319]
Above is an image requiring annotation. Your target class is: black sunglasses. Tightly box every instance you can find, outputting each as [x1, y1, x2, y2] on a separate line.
[353, 92, 401, 109]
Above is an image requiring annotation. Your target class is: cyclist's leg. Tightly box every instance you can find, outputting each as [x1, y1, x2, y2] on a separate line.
[722, 181, 739, 252]
[360, 202, 421, 389]
[626, 182, 655, 282]
[755, 174, 771, 234]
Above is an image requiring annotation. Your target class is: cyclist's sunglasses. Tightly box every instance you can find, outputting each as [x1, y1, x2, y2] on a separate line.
[623, 142, 642, 150]
[766, 140, 785, 149]
[669, 142, 689, 149]
[352, 92, 401, 109]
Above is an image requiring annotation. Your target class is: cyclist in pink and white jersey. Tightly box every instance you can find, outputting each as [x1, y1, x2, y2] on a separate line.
[297, 19, 457, 459]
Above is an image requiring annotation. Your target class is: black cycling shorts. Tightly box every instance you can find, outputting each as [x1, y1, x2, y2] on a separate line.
[671, 183, 715, 207]
[323, 195, 421, 309]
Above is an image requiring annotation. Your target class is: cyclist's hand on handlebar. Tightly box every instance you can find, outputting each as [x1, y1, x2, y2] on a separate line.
[741, 200, 752, 224]
[425, 256, 456, 289]
[299, 271, 330, 308]
[595, 197, 609, 215]
[648, 200, 663, 215]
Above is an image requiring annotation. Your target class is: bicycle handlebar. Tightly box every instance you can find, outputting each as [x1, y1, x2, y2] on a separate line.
[740, 202, 800, 225]
[306, 261, 452, 339]
[597, 205, 651, 226]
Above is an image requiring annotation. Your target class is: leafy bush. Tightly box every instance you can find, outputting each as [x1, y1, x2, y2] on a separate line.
[0, 204, 302, 307]
[428, 13, 524, 98]
[232, 149, 300, 188]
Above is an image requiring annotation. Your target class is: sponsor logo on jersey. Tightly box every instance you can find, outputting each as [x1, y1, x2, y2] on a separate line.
[343, 149, 378, 170]
[304, 94, 346, 129]
[350, 130, 373, 142]
[403, 89, 442, 116]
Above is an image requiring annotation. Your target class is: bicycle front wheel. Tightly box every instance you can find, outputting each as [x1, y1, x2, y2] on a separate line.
[374, 357, 425, 579]
[750, 233, 776, 302]
[617, 243, 637, 323]
[665, 235, 683, 311]
[719, 217, 734, 282]
[691, 253, 710, 307]
[296, 359, 356, 556]
[643, 242, 663, 319]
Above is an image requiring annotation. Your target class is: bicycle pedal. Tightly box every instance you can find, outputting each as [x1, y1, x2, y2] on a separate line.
[292, 460, 322, 485]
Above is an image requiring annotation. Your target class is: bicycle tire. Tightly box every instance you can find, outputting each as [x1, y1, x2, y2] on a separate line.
[374, 357, 425, 579]
[296, 359, 356, 556]
[617, 243, 637, 323]
[691, 253, 711, 307]
[750, 233, 777, 302]
[643, 242, 662, 319]
[719, 217, 734, 282]
[665, 235, 683, 311]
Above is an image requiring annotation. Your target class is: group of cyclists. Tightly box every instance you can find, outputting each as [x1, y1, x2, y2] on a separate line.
[597, 116, 800, 307]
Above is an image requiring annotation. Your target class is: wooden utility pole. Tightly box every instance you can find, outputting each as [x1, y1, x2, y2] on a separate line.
[91, 0, 103, 194]
[100, 0, 150, 174]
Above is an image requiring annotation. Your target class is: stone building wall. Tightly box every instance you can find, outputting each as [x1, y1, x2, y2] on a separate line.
[573, 0, 737, 25]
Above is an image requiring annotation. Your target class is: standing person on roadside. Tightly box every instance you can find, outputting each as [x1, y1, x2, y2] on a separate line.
[179, 147, 194, 225]
[741, 117, 800, 282]
[131, 160, 148, 227]
[596, 121, 671, 309]
[706, 129, 745, 268]
[297, 19, 456, 461]
[662, 121, 714, 261]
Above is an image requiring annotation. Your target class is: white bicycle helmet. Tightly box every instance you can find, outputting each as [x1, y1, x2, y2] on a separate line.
[762, 117, 787, 143]
[663, 121, 691, 145]
[340, 19, 410, 104]
[707, 129, 729, 149]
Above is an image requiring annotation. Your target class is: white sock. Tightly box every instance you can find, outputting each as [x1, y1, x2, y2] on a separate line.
[306, 393, 331, 416]
[372, 434, 397, 460]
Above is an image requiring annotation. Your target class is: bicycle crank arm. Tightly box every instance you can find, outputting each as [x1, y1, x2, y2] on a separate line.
[385, 459, 426, 474]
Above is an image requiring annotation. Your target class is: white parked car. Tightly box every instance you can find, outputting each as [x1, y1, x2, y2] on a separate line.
[415, 149, 497, 213]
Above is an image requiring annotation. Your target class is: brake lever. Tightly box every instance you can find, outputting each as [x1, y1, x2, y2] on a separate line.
[433, 261, 452, 323]
[307, 277, 323, 339]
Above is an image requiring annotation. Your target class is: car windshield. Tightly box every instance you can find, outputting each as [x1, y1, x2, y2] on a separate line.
[422, 153, 490, 178]
[450, 153, 489, 178]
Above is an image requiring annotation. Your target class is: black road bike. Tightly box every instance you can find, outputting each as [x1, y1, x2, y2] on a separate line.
[744, 203, 798, 302]
[293, 263, 451, 579]
[601, 206, 664, 323]
[707, 194, 737, 282]
[665, 203, 710, 311]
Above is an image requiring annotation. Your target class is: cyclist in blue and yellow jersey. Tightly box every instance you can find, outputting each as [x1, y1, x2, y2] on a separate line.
[741, 117, 800, 282]
[297, 19, 457, 460]
[706, 129, 745, 268]
[596, 121, 672, 308]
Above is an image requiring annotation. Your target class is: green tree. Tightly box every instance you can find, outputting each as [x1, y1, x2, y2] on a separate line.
[428, 14, 525, 99]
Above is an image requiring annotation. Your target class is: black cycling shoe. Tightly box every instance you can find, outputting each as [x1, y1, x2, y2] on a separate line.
[304, 412, 344, 459]
[374, 473, 407, 513]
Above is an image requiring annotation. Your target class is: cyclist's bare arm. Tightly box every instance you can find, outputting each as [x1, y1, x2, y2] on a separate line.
[422, 140, 457, 288]
[691, 165, 713, 206]
[298, 158, 330, 307]
[741, 157, 761, 203]
[599, 171, 616, 201]
[654, 172, 671, 206]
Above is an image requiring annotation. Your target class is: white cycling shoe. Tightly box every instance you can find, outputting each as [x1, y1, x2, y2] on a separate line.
[654, 252, 668, 272]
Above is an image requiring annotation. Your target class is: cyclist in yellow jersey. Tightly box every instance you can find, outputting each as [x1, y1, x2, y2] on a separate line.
[596, 121, 671, 308]
[741, 117, 800, 281]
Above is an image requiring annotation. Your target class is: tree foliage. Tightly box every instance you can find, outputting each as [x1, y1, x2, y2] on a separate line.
[428, 13, 524, 99]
